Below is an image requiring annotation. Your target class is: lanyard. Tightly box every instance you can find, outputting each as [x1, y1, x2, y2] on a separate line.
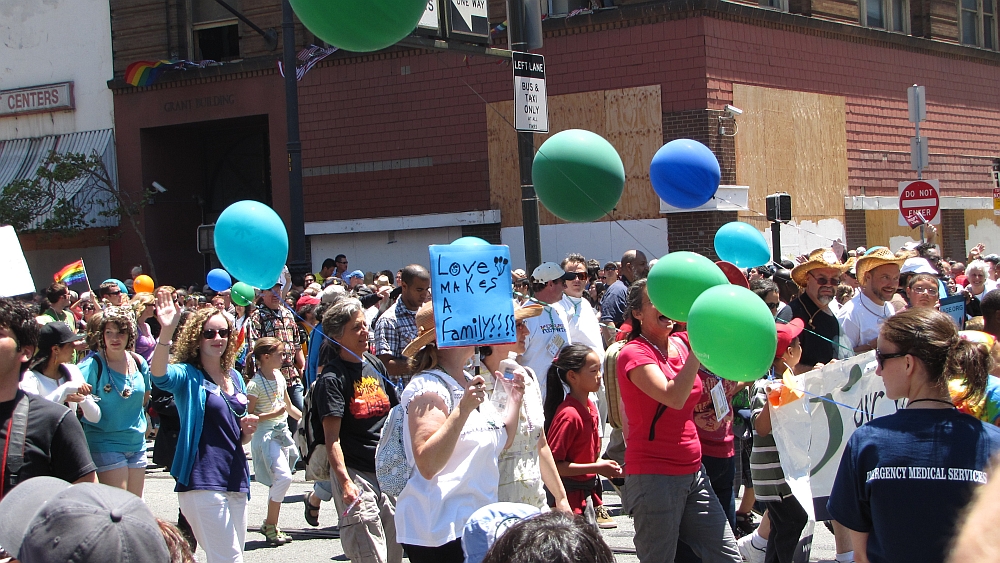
[0, 418, 11, 500]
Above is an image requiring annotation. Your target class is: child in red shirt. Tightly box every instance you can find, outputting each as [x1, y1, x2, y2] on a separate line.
[544, 344, 623, 523]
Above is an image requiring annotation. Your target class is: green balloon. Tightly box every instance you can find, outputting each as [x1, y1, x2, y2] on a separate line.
[532, 129, 625, 223]
[288, 0, 428, 53]
[646, 252, 729, 322]
[231, 281, 256, 307]
[687, 285, 778, 382]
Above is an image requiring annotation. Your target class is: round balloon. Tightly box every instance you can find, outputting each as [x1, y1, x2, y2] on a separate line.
[103, 279, 128, 295]
[289, 0, 428, 52]
[714, 222, 771, 268]
[206, 269, 232, 292]
[646, 252, 729, 322]
[452, 236, 489, 246]
[687, 285, 778, 381]
[213, 200, 288, 290]
[650, 139, 721, 209]
[133, 275, 154, 294]
[532, 129, 625, 223]
[231, 282, 255, 307]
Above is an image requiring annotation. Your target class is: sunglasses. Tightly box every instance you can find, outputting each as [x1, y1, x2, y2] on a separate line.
[765, 302, 780, 310]
[809, 274, 841, 286]
[106, 290, 122, 296]
[202, 328, 231, 339]
[875, 349, 907, 368]
[569, 272, 589, 281]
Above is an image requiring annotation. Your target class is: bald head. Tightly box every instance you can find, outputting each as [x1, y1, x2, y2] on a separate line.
[621, 250, 648, 283]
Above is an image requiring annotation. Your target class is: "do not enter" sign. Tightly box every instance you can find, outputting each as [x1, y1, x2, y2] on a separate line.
[898, 179, 940, 227]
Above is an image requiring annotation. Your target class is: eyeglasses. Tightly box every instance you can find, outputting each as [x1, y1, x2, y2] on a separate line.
[202, 328, 231, 339]
[568, 272, 589, 281]
[809, 274, 841, 286]
[875, 349, 908, 368]
[910, 287, 937, 295]
[765, 302, 780, 310]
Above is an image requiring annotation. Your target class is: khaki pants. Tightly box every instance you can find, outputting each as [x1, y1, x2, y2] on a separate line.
[330, 468, 402, 563]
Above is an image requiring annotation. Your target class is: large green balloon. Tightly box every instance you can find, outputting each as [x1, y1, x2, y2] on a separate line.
[687, 285, 778, 382]
[646, 252, 728, 322]
[231, 281, 256, 307]
[532, 129, 625, 223]
[289, 0, 428, 53]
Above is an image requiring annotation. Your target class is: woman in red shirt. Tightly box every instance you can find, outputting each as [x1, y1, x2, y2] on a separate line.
[616, 279, 740, 563]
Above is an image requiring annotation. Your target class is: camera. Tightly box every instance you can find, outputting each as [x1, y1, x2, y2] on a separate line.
[724, 104, 743, 117]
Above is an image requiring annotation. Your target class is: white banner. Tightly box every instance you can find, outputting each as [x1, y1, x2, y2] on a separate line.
[768, 352, 900, 560]
[0, 226, 35, 297]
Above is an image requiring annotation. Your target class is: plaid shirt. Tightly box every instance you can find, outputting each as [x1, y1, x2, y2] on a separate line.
[247, 304, 301, 383]
[373, 296, 418, 359]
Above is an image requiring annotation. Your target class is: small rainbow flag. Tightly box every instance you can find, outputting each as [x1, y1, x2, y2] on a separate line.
[125, 60, 173, 87]
[54, 259, 87, 285]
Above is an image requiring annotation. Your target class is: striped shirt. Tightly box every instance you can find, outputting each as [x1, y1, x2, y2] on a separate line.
[749, 378, 792, 501]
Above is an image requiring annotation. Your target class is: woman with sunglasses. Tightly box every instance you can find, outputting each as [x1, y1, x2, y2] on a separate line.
[827, 308, 1000, 563]
[151, 288, 259, 563]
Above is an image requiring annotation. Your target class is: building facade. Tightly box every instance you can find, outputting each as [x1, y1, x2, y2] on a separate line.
[107, 0, 1000, 284]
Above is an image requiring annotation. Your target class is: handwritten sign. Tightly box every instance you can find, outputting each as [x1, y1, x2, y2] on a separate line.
[429, 244, 515, 348]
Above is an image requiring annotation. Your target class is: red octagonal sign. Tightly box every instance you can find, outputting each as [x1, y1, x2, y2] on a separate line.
[898, 179, 940, 227]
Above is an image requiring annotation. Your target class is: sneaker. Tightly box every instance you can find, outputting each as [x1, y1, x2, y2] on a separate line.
[595, 505, 617, 529]
[260, 523, 292, 545]
[734, 511, 759, 538]
[737, 534, 765, 563]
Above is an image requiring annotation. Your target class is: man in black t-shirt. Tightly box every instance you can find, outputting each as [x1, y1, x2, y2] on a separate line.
[0, 298, 97, 500]
[301, 299, 401, 563]
[788, 249, 849, 372]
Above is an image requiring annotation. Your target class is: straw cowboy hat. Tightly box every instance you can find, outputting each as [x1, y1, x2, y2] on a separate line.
[855, 246, 909, 283]
[402, 302, 545, 358]
[790, 248, 849, 287]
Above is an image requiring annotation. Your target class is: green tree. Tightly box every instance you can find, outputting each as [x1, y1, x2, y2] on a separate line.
[0, 151, 158, 279]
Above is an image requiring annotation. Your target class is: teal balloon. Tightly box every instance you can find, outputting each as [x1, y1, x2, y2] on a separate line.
[288, 0, 428, 52]
[646, 252, 729, 322]
[532, 129, 625, 223]
[230, 282, 256, 307]
[687, 285, 778, 382]
[714, 222, 771, 268]
[452, 236, 489, 246]
[214, 200, 288, 290]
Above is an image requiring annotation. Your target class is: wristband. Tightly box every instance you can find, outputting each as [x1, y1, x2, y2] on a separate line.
[156, 340, 171, 347]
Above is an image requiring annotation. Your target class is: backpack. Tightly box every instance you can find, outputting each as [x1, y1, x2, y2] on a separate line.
[374, 370, 452, 497]
[295, 378, 329, 481]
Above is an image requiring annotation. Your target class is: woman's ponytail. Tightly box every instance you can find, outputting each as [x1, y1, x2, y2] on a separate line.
[946, 337, 993, 406]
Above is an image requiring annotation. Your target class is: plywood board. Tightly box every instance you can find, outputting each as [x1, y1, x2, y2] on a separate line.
[487, 86, 663, 228]
[964, 210, 1000, 257]
[733, 84, 848, 233]
[865, 209, 919, 249]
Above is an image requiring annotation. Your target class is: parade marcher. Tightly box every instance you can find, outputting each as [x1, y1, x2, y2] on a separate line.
[520, 262, 574, 399]
[302, 299, 402, 563]
[150, 291, 259, 563]
[78, 306, 151, 497]
[246, 281, 305, 434]
[828, 308, 1000, 563]
[788, 248, 850, 372]
[247, 337, 301, 546]
[837, 247, 905, 353]
[600, 251, 648, 341]
[904, 273, 940, 311]
[132, 292, 158, 362]
[394, 302, 524, 563]
[479, 304, 570, 512]
[38, 282, 75, 327]
[0, 298, 97, 504]
[617, 280, 740, 563]
[21, 322, 100, 422]
[373, 264, 430, 381]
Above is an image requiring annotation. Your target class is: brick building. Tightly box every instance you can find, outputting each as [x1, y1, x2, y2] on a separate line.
[105, 0, 1000, 284]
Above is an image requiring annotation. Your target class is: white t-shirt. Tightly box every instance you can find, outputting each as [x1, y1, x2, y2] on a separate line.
[396, 370, 507, 547]
[968, 280, 998, 301]
[518, 302, 572, 402]
[836, 291, 895, 351]
[20, 364, 101, 422]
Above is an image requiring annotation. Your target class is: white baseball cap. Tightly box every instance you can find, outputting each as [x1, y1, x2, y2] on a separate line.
[531, 262, 575, 284]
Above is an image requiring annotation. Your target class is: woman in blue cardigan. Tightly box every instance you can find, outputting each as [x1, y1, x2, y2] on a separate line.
[151, 289, 259, 563]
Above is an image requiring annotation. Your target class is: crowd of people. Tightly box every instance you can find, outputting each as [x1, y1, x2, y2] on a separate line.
[2, 239, 1000, 563]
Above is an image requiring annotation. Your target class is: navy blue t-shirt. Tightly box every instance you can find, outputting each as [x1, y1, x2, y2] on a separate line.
[175, 377, 250, 494]
[600, 279, 629, 326]
[827, 408, 1000, 563]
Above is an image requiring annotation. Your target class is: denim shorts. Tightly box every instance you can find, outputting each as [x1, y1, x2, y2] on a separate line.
[91, 449, 148, 472]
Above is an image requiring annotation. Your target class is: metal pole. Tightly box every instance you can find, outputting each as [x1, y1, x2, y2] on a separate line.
[519, 131, 541, 275]
[771, 221, 781, 265]
[282, 0, 308, 276]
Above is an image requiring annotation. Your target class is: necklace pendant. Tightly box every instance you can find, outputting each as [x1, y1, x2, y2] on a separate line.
[122, 386, 132, 398]
[104, 383, 113, 393]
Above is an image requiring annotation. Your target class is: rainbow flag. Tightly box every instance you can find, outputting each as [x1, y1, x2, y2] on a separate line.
[125, 60, 172, 87]
[53, 259, 86, 285]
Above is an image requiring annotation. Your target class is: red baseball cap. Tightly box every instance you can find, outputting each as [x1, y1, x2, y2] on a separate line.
[775, 318, 804, 359]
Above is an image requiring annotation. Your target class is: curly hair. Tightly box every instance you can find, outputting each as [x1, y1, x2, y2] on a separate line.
[97, 306, 137, 351]
[130, 292, 156, 316]
[0, 297, 40, 373]
[171, 309, 237, 372]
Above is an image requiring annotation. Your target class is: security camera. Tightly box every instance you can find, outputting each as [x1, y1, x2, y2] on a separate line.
[725, 105, 743, 117]
[151, 181, 167, 193]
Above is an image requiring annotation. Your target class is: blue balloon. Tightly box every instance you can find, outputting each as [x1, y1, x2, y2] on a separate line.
[213, 200, 289, 290]
[102, 279, 128, 295]
[650, 139, 721, 209]
[451, 236, 490, 246]
[206, 268, 233, 292]
[714, 222, 772, 268]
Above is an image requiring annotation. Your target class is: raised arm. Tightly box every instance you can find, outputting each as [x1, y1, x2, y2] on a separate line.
[151, 288, 179, 378]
